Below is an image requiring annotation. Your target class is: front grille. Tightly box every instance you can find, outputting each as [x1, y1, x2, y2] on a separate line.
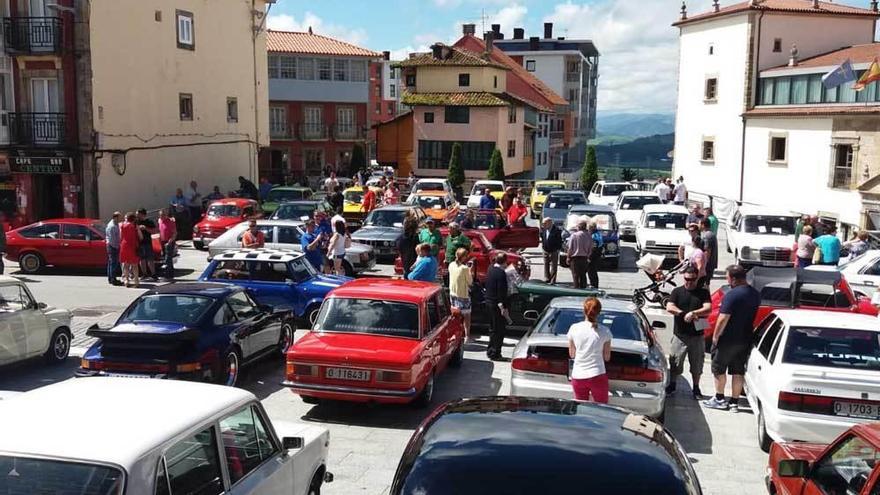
[646, 244, 679, 255]
[760, 247, 791, 262]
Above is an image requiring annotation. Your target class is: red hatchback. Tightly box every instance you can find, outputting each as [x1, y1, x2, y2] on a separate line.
[6, 218, 163, 273]
[192, 198, 261, 250]
[283, 279, 465, 406]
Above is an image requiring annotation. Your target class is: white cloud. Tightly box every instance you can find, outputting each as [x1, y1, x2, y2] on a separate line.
[267, 12, 369, 47]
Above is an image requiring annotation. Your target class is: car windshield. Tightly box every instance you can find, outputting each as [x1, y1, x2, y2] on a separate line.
[536, 307, 644, 341]
[545, 194, 586, 210]
[315, 298, 420, 338]
[645, 213, 687, 229]
[273, 204, 314, 221]
[365, 209, 405, 227]
[472, 183, 504, 194]
[267, 189, 309, 202]
[536, 184, 565, 195]
[620, 196, 661, 210]
[0, 455, 123, 495]
[456, 211, 502, 229]
[206, 204, 241, 217]
[602, 184, 634, 196]
[415, 196, 448, 210]
[743, 215, 796, 235]
[783, 327, 880, 371]
[416, 182, 444, 192]
[344, 190, 364, 204]
[120, 294, 214, 325]
[568, 213, 615, 231]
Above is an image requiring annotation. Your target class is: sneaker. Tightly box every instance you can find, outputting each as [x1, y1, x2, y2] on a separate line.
[701, 396, 729, 410]
[729, 402, 739, 413]
[692, 387, 703, 400]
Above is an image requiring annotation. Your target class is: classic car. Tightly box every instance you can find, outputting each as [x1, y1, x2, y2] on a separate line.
[540, 190, 587, 227]
[635, 204, 691, 259]
[412, 178, 452, 194]
[767, 423, 880, 495]
[587, 180, 635, 207]
[724, 205, 799, 268]
[206, 219, 376, 276]
[614, 190, 662, 239]
[0, 378, 332, 495]
[78, 282, 294, 387]
[529, 180, 566, 219]
[5, 218, 168, 274]
[351, 205, 428, 259]
[0, 276, 72, 367]
[705, 267, 878, 345]
[199, 249, 350, 324]
[262, 186, 314, 216]
[510, 297, 669, 418]
[390, 397, 701, 495]
[443, 207, 539, 251]
[747, 310, 880, 451]
[192, 198, 262, 250]
[406, 191, 458, 223]
[283, 279, 465, 406]
[342, 185, 367, 229]
[269, 199, 335, 222]
[561, 204, 621, 269]
[471, 279, 605, 329]
[824, 249, 880, 298]
[466, 180, 505, 208]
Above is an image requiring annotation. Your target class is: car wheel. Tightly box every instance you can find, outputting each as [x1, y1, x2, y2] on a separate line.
[342, 260, 355, 277]
[758, 404, 772, 453]
[277, 321, 295, 356]
[19, 252, 44, 274]
[193, 240, 205, 251]
[44, 328, 71, 364]
[414, 372, 435, 408]
[450, 339, 464, 368]
[301, 395, 321, 405]
[221, 348, 242, 387]
[308, 471, 323, 495]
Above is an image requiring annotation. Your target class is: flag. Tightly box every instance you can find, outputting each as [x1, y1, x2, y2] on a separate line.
[854, 59, 880, 92]
[822, 59, 856, 89]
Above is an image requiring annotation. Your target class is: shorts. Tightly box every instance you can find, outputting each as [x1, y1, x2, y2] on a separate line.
[571, 374, 609, 403]
[669, 333, 705, 377]
[138, 244, 154, 260]
[333, 254, 345, 260]
[450, 296, 472, 314]
[711, 343, 750, 376]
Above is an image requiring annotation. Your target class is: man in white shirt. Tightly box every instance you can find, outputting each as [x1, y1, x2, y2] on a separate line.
[673, 176, 688, 205]
[654, 178, 670, 204]
[324, 171, 339, 194]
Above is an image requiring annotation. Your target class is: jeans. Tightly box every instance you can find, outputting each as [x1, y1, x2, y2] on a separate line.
[543, 250, 559, 283]
[107, 246, 120, 283]
[569, 256, 589, 289]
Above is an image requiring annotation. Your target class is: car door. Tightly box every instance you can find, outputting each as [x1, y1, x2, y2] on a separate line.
[58, 223, 103, 267]
[746, 315, 784, 412]
[798, 434, 880, 495]
[26, 222, 63, 265]
[850, 254, 880, 298]
[437, 291, 461, 367]
[245, 261, 294, 312]
[226, 291, 276, 359]
[424, 297, 443, 370]
[469, 236, 490, 280]
[18, 284, 49, 358]
[0, 284, 28, 365]
[275, 226, 302, 253]
[219, 403, 295, 494]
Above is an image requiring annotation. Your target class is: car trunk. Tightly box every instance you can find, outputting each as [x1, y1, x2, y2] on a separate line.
[87, 323, 199, 371]
[779, 365, 880, 420]
[290, 332, 421, 369]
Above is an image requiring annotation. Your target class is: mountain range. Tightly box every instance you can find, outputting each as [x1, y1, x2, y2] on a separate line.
[596, 112, 675, 140]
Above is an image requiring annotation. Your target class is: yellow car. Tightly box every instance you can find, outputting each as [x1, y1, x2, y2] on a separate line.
[342, 186, 367, 228]
[529, 180, 567, 219]
[407, 191, 458, 223]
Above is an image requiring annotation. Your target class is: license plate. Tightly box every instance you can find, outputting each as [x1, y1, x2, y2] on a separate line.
[765, 261, 789, 267]
[833, 401, 880, 420]
[325, 367, 370, 381]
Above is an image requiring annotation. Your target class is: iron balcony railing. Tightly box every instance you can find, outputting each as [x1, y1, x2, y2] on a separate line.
[9, 112, 66, 146]
[299, 123, 328, 140]
[332, 124, 365, 141]
[3, 17, 63, 54]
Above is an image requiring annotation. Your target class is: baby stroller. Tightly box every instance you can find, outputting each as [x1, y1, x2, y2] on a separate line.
[632, 254, 686, 308]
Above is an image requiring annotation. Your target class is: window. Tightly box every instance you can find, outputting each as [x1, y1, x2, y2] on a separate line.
[507, 139, 516, 158]
[388, 101, 395, 115]
[317, 58, 332, 81]
[773, 38, 782, 53]
[389, 84, 396, 97]
[227, 97, 238, 123]
[179, 93, 193, 121]
[493, 75, 497, 88]
[213, 303, 236, 325]
[405, 73, 416, 86]
[0, 285, 28, 312]
[756, 317, 782, 358]
[704, 77, 718, 101]
[269, 106, 288, 138]
[277, 226, 300, 244]
[417, 140, 494, 170]
[162, 427, 223, 495]
[297, 57, 315, 80]
[458, 73, 470, 87]
[315, 298, 420, 338]
[812, 435, 880, 495]
[832, 144, 854, 189]
[219, 405, 279, 485]
[774, 77, 791, 104]
[791, 75, 808, 104]
[807, 74, 823, 103]
[769, 135, 787, 163]
[268, 55, 280, 78]
[227, 291, 258, 319]
[426, 298, 440, 330]
[423, 112, 434, 123]
[444, 106, 469, 124]
[61, 224, 92, 241]
[176, 10, 194, 49]
[333, 59, 349, 81]
[701, 138, 715, 162]
[351, 60, 367, 82]
[250, 262, 289, 283]
[508, 106, 518, 124]
[525, 60, 535, 72]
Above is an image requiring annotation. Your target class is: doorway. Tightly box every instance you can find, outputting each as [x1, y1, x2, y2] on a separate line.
[32, 174, 62, 220]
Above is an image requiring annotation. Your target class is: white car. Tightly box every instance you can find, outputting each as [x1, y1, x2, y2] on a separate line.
[207, 220, 376, 275]
[587, 180, 635, 207]
[724, 205, 799, 267]
[746, 310, 880, 452]
[412, 178, 452, 195]
[833, 250, 880, 298]
[0, 378, 332, 494]
[635, 204, 691, 259]
[0, 276, 71, 367]
[466, 180, 505, 208]
[614, 190, 662, 239]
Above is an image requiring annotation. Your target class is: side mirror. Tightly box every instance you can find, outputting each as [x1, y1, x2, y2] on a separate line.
[651, 320, 666, 329]
[777, 459, 810, 478]
[282, 436, 303, 450]
[523, 310, 540, 322]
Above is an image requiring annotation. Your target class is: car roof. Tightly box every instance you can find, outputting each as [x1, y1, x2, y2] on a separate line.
[737, 204, 797, 217]
[245, 219, 305, 227]
[643, 204, 688, 214]
[549, 296, 637, 312]
[473, 180, 504, 185]
[328, 278, 438, 303]
[207, 198, 256, 206]
[269, 186, 311, 192]
[535, 180, 565, 185]
[411, 191, 449, 197]
[277, 200, 323, 206]
[619, 191, 660, 198]
[772, 309, 880, 330]
[595, 181, 631, 186]
[393, 397, 697, 495]
[570, 204, 613, 214]
[213, 248, 305, 263]
[415, 178, 447, 183]
[374, 204, 417, 212]
[23, 218, 99, 226]
[0, 378, 254, 468]
[146, 282, 239, 297]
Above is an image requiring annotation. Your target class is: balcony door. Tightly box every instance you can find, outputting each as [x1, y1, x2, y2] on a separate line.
[336, 106, 355, 139]
[303, 106, 323, 139]
[0, 72, 12, 144]
[29, 78, 60, 144]
[28, 0, 54, 53]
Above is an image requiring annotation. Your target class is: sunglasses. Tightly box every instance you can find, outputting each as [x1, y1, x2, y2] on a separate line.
[684, 277, 698, 282]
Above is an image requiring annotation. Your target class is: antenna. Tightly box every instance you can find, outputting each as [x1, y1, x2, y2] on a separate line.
[480, 8, 488, 37]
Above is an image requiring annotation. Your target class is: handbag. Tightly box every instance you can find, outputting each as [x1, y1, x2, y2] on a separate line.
[812, 246, 823, 264]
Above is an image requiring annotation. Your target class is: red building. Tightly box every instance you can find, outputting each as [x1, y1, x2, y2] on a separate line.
[262, 30, 381, 184]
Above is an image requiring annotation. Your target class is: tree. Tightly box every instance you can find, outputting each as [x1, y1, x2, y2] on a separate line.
[350, 143, 367, 177]
[621, 167, 637, 182]
[487, 148, 505, 181]
[447, 142, 465, 188]
[580, 145, 599, 192]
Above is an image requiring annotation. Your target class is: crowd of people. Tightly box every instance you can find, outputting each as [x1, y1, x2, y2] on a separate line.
[105, 208, 177, 288]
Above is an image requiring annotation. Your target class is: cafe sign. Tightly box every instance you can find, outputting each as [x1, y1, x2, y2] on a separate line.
[10, 156, 73, 174]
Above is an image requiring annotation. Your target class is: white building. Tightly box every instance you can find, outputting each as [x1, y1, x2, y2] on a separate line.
[673, 0, 880, 233]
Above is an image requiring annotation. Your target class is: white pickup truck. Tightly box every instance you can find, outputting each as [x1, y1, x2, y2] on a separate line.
[724, 205, 798, 268]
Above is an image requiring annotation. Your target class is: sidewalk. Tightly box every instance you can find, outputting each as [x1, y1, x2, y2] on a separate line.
[70, 308, 122, 356]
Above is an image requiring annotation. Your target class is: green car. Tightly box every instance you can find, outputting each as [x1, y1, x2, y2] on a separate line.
[262, 186, 314, 215]
[473, 280, 605, 328]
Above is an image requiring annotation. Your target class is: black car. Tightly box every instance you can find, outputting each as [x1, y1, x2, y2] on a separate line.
[391, 397, 702, 495]
[561, 204, 621, 269]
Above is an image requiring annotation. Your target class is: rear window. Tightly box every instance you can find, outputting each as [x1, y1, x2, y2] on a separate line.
[315, 298, 420, 338]
[415, 196, 448, 210]
[344, 190, 364, 204]
[602, 184, 634, 196]
[121, 294, 214, 325]
[417, 182, 445, 192]
[472, 183, 504, 194]
[0, 455, 123, 494]
[536, 307, 644, 341]
[645, 213, 687, 229]
[535, 184, 565, 195]
[620, 196, 661, 210]
[783, 327, 880, 371]
[272, 203, 315, 221]
[18, 223, 60, 239]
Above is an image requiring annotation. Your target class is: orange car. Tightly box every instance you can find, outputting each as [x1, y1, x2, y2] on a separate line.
[405, 191, 458, 223]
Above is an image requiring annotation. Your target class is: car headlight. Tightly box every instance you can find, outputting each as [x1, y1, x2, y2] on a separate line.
[192, 226, 199, 233]
[605, 242, 618, 253]
[741, 246, 756, 260]
[646, 240, 656, 247]
[385, 241, 393, 247]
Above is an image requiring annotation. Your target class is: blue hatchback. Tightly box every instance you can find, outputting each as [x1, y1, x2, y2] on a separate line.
[198, 249, 351, 323]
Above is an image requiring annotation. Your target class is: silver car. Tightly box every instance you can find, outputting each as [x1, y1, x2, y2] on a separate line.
[510, 297, 669, 419]
[206, 219, 376, 276]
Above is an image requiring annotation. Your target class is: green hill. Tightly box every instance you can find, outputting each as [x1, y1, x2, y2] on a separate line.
[593, 133, 673, 170]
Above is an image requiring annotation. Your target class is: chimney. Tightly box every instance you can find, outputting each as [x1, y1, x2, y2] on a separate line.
[788, 43, 799, 67]
[712, 0, 720, 12]
[812, 0, 819, 8]
[462, 23, 475, 36]
[382, 50, 390, 60]
[513, 27, 524, 39]
[873, 0, 879, 13]
[529, 36, 539, 50]
[680, 1, 687, 20]
[543, 22, 553, 39]
[484, 31, 494, 54]
[431, 44, 443, 60]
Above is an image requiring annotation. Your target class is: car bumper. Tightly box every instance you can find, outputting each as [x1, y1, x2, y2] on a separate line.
[761, 406, 865, 444]
[282, 380, 418, 404]
[76, 369, 205, 381]
[510, 376, 665, 418]
[739, 259, 794, 268]
[351, 256, 377, 272]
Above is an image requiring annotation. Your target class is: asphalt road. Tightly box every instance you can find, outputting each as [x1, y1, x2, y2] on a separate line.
[0, 222, 768, 494]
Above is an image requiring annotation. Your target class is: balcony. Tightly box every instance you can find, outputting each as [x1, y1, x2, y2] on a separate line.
[565, 72, 580, 83]
[3, 17, 63, 55]
[299, 123, 328, 141]
[549, 130, 564, 148]
[332, 124, 365, 141]
[9, 113, 66, 146]
[269, 125, 291, 140]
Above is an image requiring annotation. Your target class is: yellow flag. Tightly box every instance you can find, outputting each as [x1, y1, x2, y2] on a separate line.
[854, 58, 880, 91]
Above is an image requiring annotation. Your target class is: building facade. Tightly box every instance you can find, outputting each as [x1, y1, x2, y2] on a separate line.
[672, 0, 880, 232]
[263, 30, 380, 184]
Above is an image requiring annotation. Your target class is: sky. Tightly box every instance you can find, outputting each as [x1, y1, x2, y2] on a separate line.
[266, 0, 691, 114]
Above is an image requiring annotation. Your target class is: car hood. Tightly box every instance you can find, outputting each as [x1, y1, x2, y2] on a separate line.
[735, 232, 795, 249]
[352, 226, 402, 241]
[517, 280, 604, 298]
[311, 275, 351, 288]
[44, 307, 72, 322]
[346, 242, 373, 254]
[638, 228, 690, 245]
[196, 217, 240, 228]
[291, 331, 421, 367]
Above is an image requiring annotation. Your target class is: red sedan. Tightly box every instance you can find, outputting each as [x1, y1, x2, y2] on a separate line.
[767, 423, 880, 495]
[443, 208, 538, 251]
[394, 230, 531, 282]
[705, 267, 877, 345]
[192, 198, 261, 250]
[6, 218, 163, 273]
[283, 279, 465, 406]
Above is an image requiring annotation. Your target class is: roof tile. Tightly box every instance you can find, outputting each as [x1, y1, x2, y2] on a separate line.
[745, 104, 880, 117]
[764, 42, 880, 72]
[395, 45, 510, 70]
[401, 91, 510, 107]
[267, 30, 381, 57]
[674, 0, 879, 27]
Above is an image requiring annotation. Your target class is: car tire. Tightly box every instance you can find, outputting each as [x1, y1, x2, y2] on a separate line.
[450, 339, 464, 368]
[342, 260, 355, 277]
[221, 347, 243, 387]
[414, 372, 435, 408]
[43, 327, 71, 364]
[301, 395, 321, 405]
[19, 252, 44, 274]
[308, 471, 323, 495]
[193, 240, 205, 251]
[758, 404, 772, 453]
[277, 321, 295, 356]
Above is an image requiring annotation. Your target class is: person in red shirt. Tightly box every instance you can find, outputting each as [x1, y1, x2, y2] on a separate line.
[507, 197, 528, 226]
[241, 220, 265, 248]
[361, 186, 377, 213]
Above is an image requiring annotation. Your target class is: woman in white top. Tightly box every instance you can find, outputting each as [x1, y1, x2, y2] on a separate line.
[567, 297, 613, 403]
[327, 220, 350, 276]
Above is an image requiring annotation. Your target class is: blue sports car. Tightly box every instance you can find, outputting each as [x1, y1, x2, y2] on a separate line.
[78, 282, 292, 387]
